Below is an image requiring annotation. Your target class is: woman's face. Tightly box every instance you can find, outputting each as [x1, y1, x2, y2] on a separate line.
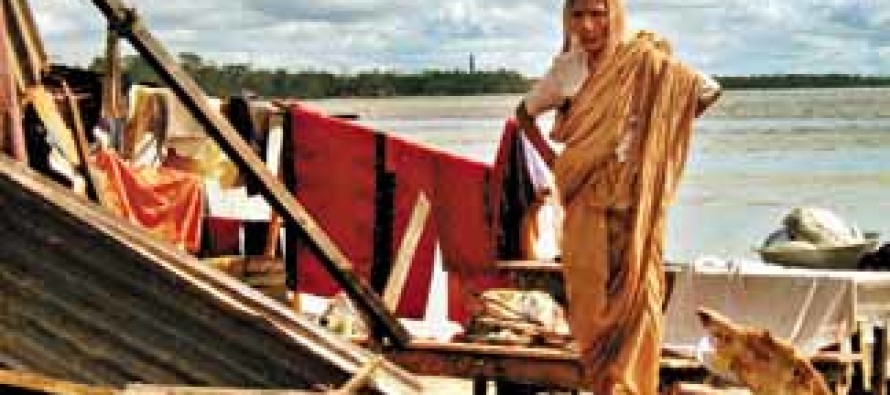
[568, 0, 609, 56]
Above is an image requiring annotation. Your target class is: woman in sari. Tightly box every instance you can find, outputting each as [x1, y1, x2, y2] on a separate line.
[515, 0, 721, 393]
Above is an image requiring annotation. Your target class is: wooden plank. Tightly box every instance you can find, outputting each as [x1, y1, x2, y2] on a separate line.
[3, 31, 25, 94]
[100, 28, 125, 120]
[0, 3, 25, 164]
[60, 81, 102, 203]
[384, 341, 583, 389]
[0, 369, 115, 395]
[122, 384, 318, 394]
[331, 356, 384, 395]
[87, 0, 409, 347]
[383, 193, 430, 311]
[405, 340, 578, 361]
[3, 0, 44, 86]
[12, 0, 46, 66]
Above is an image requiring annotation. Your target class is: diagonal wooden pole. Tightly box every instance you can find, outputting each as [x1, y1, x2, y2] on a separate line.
[88, 0, 409, 347]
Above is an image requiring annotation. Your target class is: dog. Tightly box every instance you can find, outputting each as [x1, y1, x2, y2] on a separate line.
[696, 307, 832, 395]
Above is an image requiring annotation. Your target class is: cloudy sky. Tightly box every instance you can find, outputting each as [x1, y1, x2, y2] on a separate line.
[28, 0, 890, 77]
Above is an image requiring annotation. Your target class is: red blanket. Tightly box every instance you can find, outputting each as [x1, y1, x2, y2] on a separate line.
[289, 105, 512, 323]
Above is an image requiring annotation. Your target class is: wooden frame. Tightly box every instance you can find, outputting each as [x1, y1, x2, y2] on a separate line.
[87, 0, 409, 347]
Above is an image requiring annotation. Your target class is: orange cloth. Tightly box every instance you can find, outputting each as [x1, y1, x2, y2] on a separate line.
[93, 150, 204, 253]
[552, 25, 704, 395]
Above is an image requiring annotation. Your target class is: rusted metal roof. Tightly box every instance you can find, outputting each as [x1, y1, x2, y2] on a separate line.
[0, 157, 421, 394]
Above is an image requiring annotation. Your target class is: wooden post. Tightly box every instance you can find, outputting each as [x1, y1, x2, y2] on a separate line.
[874, 323, 887, 395]
[60, 81, 102, 204]
[87, 0, 409, 347]
[3, 0, 46, 87]
[370, 132, 393, 295]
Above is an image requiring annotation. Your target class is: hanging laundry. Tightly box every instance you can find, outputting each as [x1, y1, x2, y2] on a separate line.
[288, 104, 511, 323]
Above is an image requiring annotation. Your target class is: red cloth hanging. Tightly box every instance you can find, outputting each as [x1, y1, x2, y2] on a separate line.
[290, 106, 377, 297]
[288, 105, 513, 323]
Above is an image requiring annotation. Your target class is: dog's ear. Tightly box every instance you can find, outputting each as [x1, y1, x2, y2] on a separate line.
[759, 329, 800, 357]
[757, 329, 774, 343]
[695, 307, 714, 327]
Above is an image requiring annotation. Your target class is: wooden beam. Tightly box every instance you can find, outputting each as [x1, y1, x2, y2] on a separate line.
[0, 369, 114, 395]
[383, 193, 430, 311]
[87, 0, 409, 347]
[12, 0, 47, 66]
[3, 0, 45, 87]
[331, 356, 384, 395]
[384, 340, 583, 389]
[60, 81, 102, 203]
[123, 384, 318, 394]
[0, 2, 27, 163]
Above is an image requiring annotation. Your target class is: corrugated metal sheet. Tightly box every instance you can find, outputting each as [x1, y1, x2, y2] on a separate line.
[0, 157, 421, 394]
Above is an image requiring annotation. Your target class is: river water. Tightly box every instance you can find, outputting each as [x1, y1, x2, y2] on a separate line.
[307, 88, 890, 263]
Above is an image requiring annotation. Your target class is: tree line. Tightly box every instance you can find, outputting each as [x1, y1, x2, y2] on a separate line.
[89, 52, 531, 98]
[88, 52, 890, 99]
[716, 74, 890, 89]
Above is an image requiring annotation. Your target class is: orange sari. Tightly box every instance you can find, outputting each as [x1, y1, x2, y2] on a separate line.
[553, 30, 703, 393]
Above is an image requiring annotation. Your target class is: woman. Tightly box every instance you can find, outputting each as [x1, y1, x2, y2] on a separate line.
[514, 0, 721, 393]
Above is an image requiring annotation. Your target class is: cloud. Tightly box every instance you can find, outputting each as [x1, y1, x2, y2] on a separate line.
[27, 0, 890, 76]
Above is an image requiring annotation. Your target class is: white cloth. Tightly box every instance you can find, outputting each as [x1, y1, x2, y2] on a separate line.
[523, 48, 589, 117]
[663, 259, 855, 357]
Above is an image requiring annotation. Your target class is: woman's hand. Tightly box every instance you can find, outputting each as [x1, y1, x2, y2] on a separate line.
[696, 88, 722, 117]
[516, 101, 557, 168]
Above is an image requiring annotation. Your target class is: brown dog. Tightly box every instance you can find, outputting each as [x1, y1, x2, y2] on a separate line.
[696, 308, 832, 395]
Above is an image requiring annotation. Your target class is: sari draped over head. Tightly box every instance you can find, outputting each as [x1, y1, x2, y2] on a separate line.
[552, 1, 705, 392]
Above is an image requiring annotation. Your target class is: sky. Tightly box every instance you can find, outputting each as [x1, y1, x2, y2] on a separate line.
[28, 0, 890, 77]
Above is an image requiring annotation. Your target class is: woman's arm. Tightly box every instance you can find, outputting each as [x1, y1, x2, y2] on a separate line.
[515, 101, 557, 168]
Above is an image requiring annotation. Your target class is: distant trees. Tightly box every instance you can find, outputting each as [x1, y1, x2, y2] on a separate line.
[715, 74, 890, 90]
[88, 52, 531, 98]
[87, 52, 890, 98]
